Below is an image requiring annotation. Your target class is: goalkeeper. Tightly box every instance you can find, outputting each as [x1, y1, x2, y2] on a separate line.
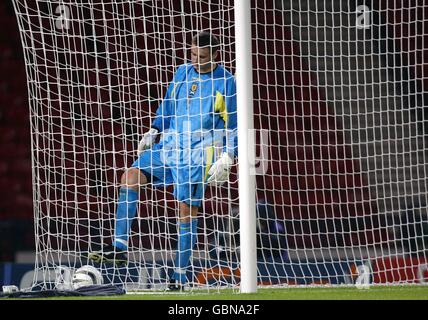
[89, 31, 237, 291]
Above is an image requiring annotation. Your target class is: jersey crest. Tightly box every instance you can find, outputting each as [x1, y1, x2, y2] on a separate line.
[189, 82, 198, 96]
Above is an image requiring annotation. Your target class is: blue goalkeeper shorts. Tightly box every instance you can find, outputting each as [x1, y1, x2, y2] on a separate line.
[131, 142, 214, 207]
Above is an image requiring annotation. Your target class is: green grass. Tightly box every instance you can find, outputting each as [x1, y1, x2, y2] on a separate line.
[4, 285, 428, 300]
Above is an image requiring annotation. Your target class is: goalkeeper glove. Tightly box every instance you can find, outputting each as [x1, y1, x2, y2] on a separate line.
[206, 152, 233, 186]
[137, 128, 159, 156]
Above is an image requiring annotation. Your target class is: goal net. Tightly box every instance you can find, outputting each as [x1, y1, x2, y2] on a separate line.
[12, 0, 428, 292]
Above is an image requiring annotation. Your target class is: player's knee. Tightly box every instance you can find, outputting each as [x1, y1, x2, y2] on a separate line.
[179, 202, 198, 222]
[121, 168, 147, 190]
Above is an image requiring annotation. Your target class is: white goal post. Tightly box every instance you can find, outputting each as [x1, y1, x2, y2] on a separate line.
[11, 0, 428, 293]
[235, 0, 257, 294]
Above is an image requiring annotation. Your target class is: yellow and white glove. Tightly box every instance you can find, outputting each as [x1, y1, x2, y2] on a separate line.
[206, 153, 233, 186]
[137, 128, 159, 156]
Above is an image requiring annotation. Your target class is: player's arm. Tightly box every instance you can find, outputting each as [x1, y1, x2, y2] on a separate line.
[207, 76, 237, 185]
[138, 66, 182, 155]
[222, 77, 238, 159]
[151, 78, 176, 133]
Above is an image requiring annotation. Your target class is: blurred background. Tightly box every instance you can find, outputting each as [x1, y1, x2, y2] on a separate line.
[0, 2, 34, 263]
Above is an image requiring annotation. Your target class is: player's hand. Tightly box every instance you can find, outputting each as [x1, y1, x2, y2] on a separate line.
[137, 128, 159, 156]
[206, 153, 233, 186]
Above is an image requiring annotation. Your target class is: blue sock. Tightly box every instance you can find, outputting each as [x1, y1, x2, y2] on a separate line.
[113, 188, 138, 250]
[172, 219, 198, 283]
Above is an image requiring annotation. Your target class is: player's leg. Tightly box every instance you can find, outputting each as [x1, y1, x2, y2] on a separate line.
[89, 168, 148, 265]
[90, 146, 167, 265]
[168, 147, 214, 290]
[112, 167, 148, 251]
[168, 159, 210, 290]
[169, 201, 199, 291]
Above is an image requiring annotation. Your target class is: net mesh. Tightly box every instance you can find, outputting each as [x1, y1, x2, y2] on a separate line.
[11, 0, 428, 291]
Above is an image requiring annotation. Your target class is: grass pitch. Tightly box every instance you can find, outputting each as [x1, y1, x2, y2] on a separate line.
[9, 285, 428, 300]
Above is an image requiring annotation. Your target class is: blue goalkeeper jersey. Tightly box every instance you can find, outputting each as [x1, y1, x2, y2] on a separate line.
[151, 63, 237, 163]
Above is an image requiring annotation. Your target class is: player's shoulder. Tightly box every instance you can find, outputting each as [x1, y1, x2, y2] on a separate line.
[174, 63, 190, 75]
[214, 64, 235, 81]
[171, 63, 193, 83]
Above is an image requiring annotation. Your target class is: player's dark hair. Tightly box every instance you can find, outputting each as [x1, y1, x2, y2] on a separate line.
[192, 31, 220, 54]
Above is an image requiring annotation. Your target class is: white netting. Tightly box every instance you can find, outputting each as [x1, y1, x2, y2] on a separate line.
[12, 0, 428, 292]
